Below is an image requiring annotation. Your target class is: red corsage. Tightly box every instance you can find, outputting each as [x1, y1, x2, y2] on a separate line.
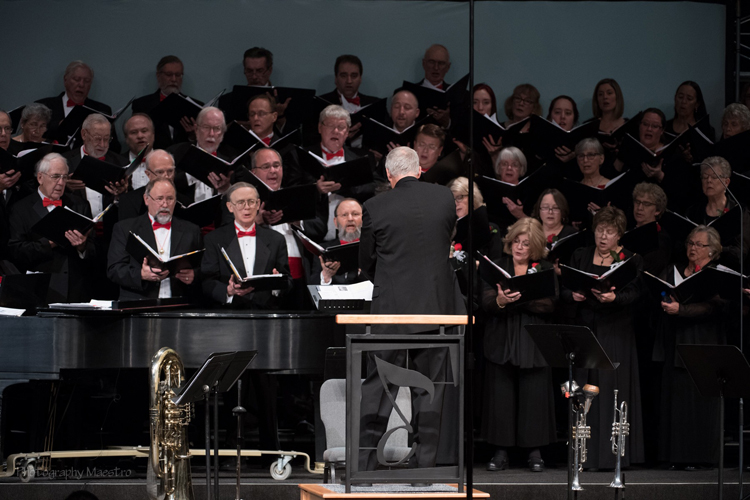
[723, 207, 730, 214]
[695, 264, 702, 272]
[656, 223, 661, 232]
[454, 243, 463, 251]
[619, 252, 626, 261]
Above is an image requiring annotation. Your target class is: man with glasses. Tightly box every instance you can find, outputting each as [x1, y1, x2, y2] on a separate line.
[8, 153, 96, 302]
[201, 181, 289, 307]
[244, 94, 281, 146]
[413, 124, 445, 173]
[309, 198, 365, 285]
[107, 178, 202, 300]
[132, 55, 200, 149]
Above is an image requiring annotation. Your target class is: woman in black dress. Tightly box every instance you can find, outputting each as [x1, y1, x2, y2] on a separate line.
[654, 226, 725, 468]
[482, 217, 557, 472]
[561, 206, 645, 469]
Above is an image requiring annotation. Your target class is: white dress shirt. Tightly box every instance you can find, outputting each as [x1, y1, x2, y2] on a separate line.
[129, 151, 149, 190]
[226, 222, 256, 304]
[148, 214, 172, 298]
[80, 146, 104, 216]
[320, 146, 346, 241]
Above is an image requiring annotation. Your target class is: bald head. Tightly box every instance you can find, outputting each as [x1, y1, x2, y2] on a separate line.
[144, 149, 176, 181]
[422, 44, 451, 87]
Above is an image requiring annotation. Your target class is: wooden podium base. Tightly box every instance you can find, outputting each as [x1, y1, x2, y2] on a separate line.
[299, 484, 490, 499]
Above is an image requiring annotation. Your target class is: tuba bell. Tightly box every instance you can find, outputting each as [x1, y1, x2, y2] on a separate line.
[148, 347, 195, 500]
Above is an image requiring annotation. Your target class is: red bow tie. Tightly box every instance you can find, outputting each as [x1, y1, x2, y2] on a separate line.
[435, 82, 445, 90]
[344, 95, 360, 106]
[153, 221, 172, 230]
[261, 137, 272, 146]
[324, 149, 344, 161]
[159, 93, 167, 102]
[43, 197, 62, 208]
[210, 151, 218, 157]
[83, 148, 106, 161]
[236, 225, 256, 238]
[66, 99, 82, 107]
[340, 238, 359, 245]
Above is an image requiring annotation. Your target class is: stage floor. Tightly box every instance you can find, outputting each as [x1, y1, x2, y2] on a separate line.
[0, 463, 746, 500]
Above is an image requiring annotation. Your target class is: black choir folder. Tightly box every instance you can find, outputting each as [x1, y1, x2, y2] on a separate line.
[560, 257, 639, 294]
[52, 98, 134, 143]
[620, 221, 659, 255]
[176, 145, 254, 186]
[175, 194, 222, 228]
[292, 225, 359, 274]
[401, 73, 470, 112]
[548, 230, 591, 266]
[125, 232, 204, 273]
[149, 90, 222, 127]
[294, 147, 373, 189]
[659, 207, 741, 245]
[454, 110, 529, 147]
[243, 172, 318, 224]
[643, 269, 712, 304]
[0, 140, 75, 184]
[223, 122, 300, 153]
[220, 247, 289, 290]
[361, 116, 430, 155]
[72, 147, 147, 194]
[30, 204, 113, 247]
[530, 115, 601, 160]
[477, 253, 558, 304]
[313, 96, 389, 126]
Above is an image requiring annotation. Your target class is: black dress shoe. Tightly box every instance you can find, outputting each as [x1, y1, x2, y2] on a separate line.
[528, 458, 545, 472]
[487, 457, 509, 471]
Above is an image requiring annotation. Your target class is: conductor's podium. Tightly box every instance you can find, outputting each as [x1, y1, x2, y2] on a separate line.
[299, 483, 490, 499]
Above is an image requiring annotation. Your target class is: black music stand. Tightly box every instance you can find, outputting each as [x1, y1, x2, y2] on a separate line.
[525, 324, 619, 500]
[677, 344, 750, 500]
[173, 351, 257, 500]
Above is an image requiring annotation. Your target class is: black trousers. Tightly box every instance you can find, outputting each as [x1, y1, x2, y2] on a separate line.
[358, 346, 449, 471]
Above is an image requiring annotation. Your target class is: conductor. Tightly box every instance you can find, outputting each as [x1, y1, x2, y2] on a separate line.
[358, 146, 465, 472]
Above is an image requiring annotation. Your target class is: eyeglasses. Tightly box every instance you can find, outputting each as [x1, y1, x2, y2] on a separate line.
[686, 240, 709, 248]
[641, 121, 663, 130]
[513, 96, 535, 106]
[415, 141, 440, 151]
[700, 174, 727, 181]
[321, 122, 348, 133]
[198, 124, 223, 134]
[499, 161, 521, 169]
[89, 135, 112, 144]
[230, 198, 260, 209]
[454, 194, 467, 203]
[253, 162, 282, 171]
[24, 121, 47, 131]
[42, 173, 70, 182]
[146, 168, 176, 178]
[539, 205, 560, 213]
[248, 111, 273, 119]
[577, 153, 602, 161]
[633, 199, 656, 208]
[594, 227, 618, 237]
[424, 59, 448, 68]
[147, 194, 176, 205]
[512, 238, 531, 248]
[0, 126, 13, 134]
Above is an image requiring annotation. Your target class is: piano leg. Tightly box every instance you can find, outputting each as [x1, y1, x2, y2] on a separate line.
[0, 379, 31, 464]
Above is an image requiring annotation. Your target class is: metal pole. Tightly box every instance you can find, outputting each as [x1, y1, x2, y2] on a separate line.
[204, 387, 212, 500]
[466, 0, 475, 498]
[214, 389, 220, 500]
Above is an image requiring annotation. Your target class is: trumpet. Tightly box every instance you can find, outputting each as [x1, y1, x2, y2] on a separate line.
[562, 381, 599, 492]
[609, 389, 629, 490]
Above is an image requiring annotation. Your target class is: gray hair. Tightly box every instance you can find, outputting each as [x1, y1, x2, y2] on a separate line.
[632, 182, 668, 216]
[722, 103, 750, 131]
[36, 152, 68, 175]
[20, 103, 51, 127]
[144, 149, 175, 169]
[196, 106, 226, 131]
[494, 146, 527, 177]
[251, 147, 282, 170]
[224, 181, 259, 202]
[385, 146, 420, 177]
[447, 176, 484, 209]
[687, 225, 722, 261]
[144, 178, 176, 197]
[319, 104, 351, 127]
[82, 113, 110, 131]
[64, 60, 93, 80]
[575, 137, 605, 156]
[700, 156, 732, 179]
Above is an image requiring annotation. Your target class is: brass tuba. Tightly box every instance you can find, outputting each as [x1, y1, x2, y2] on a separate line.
[148, 347, 195, 500]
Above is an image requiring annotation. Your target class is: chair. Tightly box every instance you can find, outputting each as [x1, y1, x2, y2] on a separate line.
[320, 379, 412, 483]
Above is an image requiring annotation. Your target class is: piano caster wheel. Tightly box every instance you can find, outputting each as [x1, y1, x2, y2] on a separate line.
[20, 463, 35, 483]
[270, 462, 291, 480]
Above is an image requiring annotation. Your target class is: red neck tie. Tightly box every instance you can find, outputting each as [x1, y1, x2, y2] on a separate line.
[340, 238, 359, 245]
[43, 197, 62, 208]
[66, 99, 82, 107]
[436, 82, 445, 90]
[159, 93, 167, 102]
[236, 225, 256, 238]
[83, 147, 106, 161]
[261, 137, 271, 146]
[153, 221, 172, 230]
[344, 95, 360, 106]
[324, 149, 344, 161]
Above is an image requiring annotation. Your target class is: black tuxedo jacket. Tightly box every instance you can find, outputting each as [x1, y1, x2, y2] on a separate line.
[360, 176, 465, 333]
[0, 182, 32, 260]
[107, 214, 202, 301]
[36, 92, 121, 151]
[201, 223, 290, 308]
[308, 239, 365, 285]
[8, 192, 97, 302]
[132, 90, 196, 150]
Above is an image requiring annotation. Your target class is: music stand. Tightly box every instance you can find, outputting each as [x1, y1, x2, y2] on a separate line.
[525, 324, 619, 500]
[677, 344, 750, 500]
[173, 351, 258, 500]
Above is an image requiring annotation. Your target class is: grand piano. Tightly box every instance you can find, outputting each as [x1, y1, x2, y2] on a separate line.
[0, 308, 348, 462]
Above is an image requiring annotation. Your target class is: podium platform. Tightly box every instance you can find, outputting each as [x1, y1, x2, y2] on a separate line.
[299, 483, 489, 499]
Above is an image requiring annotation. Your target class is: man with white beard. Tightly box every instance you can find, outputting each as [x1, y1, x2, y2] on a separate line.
[309, 198, 365, 285]
[107, 178, 202, 300]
